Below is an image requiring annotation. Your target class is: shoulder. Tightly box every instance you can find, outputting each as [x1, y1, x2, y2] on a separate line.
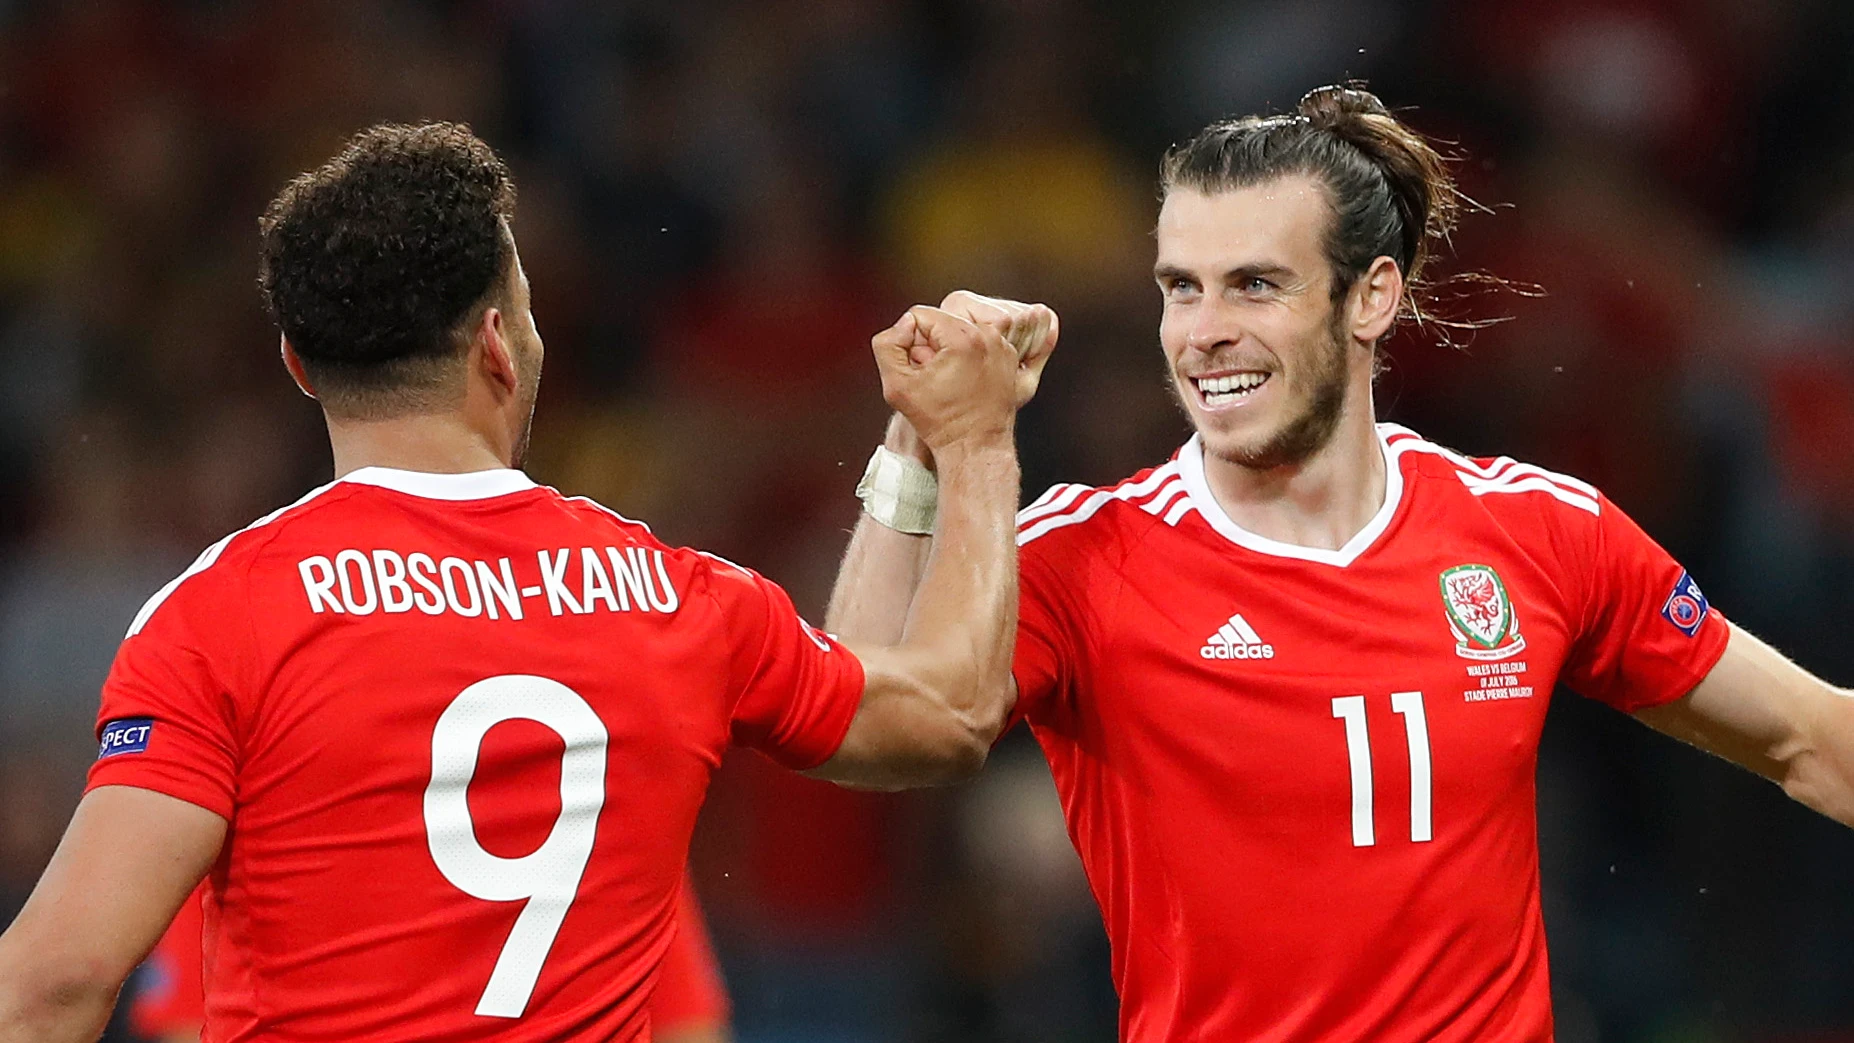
[1016, 459, 1187, 559]
[125, 479, 360, 639]
[1383, 423, 1604, 519]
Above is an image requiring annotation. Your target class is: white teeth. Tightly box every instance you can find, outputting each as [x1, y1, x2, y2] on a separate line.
[1195, 372, 1268, 401]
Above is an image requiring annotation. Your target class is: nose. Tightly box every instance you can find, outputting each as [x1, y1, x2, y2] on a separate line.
[1184, 297, 1238, 356]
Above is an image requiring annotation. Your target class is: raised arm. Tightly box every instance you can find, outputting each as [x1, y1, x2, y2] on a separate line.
[0, 786, 225, 1042]
[822, 413, 935, 647]
[1636, 622, 1854, 826]
[824, 292, 1056, 648]
[809, 302, 1049, 791]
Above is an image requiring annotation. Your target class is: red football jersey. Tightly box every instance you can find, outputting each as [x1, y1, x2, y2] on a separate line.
[1012, 424, 1730, 1042]
[132, 872, 730, 1039]
[89, 467, 862, 1042]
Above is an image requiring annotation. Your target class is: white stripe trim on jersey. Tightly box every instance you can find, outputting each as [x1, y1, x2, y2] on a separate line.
[126, 480, 345, 637]
[1381, 428, 1601, 516]
[1021, 482, 1077, 516]
[339, 466, 536, 501]
[1015, 483, 1092, 527]
[1139, 481, 1189, 518]
[1174, 427, 1407, 568]
[1459, 473, 1600, 515]
[563, 494, 656, 534]
[1015, 465, 1184, 546]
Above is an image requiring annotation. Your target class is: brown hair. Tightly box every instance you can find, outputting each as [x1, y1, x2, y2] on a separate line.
[1160, 83, 1480, 332]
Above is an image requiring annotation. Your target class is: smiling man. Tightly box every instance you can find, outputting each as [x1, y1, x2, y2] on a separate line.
[828, 85, 1854, 1041]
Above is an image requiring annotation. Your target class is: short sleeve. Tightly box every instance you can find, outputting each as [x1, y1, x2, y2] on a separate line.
[1562, 494, 1730, 713]
[86, 566, 246, 821]
[1010, 530, 1089, 730]
[712, 558, 866, 770]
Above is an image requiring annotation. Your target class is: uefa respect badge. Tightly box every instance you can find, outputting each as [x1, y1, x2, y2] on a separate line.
[97, 718, 154, 759]
[1660, 571, 1710, 638]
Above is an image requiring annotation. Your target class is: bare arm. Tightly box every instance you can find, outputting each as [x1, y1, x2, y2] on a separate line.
[1636, 622, 1854, 826]
[808, 306, 1029, 791]
[822, 413, 935, 646]
[0, 786, 224, 1043]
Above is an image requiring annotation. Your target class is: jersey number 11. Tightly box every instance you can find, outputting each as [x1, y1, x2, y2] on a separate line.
[1331, 692, 1432, 847]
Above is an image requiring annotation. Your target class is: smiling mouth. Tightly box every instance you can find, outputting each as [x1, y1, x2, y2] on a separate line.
[1192, 372, 1270, 407]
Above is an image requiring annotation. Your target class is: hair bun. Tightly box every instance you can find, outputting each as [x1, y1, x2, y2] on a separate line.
[1297, 83, 1392, 130]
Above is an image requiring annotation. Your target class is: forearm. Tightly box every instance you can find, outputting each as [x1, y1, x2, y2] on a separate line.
[0, 959, 118, 1043]
[821, 434, 1021, 789]
[1775, 683, 1854, 827]
[824, 416, 934, 643]
[898, 436, 1020, 742]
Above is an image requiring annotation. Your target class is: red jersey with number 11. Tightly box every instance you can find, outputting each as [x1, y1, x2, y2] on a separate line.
[88, 467, 864, 1042]
[1012, 424, 1729, 1042]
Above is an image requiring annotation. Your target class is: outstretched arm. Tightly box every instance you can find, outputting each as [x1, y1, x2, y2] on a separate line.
[0, 786, 224, 1043]
[1637, 623, 1854, 826]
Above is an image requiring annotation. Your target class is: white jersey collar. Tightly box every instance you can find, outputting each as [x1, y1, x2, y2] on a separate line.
[1176, 424, 1405, 568]
[338, 466, 537, 501]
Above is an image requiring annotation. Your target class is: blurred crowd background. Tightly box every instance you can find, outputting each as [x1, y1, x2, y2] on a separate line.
[1, 0, 1852, 1040]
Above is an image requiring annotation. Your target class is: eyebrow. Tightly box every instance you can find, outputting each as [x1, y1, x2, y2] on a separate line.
[1152, 262, 1298, 283]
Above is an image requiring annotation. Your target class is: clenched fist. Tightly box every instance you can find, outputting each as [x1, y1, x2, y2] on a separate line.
[870, 306, 1019, 453]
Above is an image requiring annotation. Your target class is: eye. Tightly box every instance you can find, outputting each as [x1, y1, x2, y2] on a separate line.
[1161, 277, 1201, 301]
[1242, 276, 1275, 294]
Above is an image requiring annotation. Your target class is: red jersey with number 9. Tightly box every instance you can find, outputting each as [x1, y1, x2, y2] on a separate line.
[87, 467, 865, 1042]
[1011, 424, 1730, 1043]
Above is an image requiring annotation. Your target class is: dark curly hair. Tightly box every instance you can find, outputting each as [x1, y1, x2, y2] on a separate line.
[258, 122, 517, 417]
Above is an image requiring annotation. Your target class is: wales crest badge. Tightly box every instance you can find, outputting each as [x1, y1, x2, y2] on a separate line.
[1439, 564, 1526, 661]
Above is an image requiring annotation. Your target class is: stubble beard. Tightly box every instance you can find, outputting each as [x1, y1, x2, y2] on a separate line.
[1189, 307, 1352, 472]
[510, 353, 542, 470]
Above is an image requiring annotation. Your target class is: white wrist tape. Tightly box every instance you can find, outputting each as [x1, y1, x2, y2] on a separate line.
[856, 445, 938, 535]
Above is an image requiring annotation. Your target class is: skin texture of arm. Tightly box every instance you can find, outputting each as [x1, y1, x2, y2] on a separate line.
[0, 786, 225, 1043]
[1636, 622, 1854, 827]
[807, 306, 1030, 791]
[822, 413, 935, 648]
[813, 295, 1055, 790]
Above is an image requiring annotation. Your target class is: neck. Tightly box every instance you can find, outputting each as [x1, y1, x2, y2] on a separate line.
[1199, 391, 1385, 553]
[323, 412, 512, 479]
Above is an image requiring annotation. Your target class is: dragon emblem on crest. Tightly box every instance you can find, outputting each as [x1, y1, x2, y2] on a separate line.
[1439, 564, 1527, 661]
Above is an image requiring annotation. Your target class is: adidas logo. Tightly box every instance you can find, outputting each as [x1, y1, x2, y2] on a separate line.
[1200, 614, 1275, 660]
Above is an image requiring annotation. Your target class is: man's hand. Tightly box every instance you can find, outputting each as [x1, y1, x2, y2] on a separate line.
[937, 290, 1059, 409]
[879, 292, 1061, 470]
[871, 306, 1020, 453]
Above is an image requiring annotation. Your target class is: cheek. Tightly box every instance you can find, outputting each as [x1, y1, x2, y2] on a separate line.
[1157, 310, 1188, 367]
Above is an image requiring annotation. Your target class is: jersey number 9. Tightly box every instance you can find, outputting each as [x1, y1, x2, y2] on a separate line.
[423, 674, 609, 1018]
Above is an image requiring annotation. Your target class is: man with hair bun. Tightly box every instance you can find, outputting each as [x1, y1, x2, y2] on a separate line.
[832, 84, 1854, 1041]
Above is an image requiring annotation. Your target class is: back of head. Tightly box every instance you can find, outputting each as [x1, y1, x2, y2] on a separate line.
[258, 122, 517, 420]
[1160, 84, 1462, 330]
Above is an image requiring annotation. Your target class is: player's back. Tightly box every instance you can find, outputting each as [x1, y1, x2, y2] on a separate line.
[89, 467, 864, 1041]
